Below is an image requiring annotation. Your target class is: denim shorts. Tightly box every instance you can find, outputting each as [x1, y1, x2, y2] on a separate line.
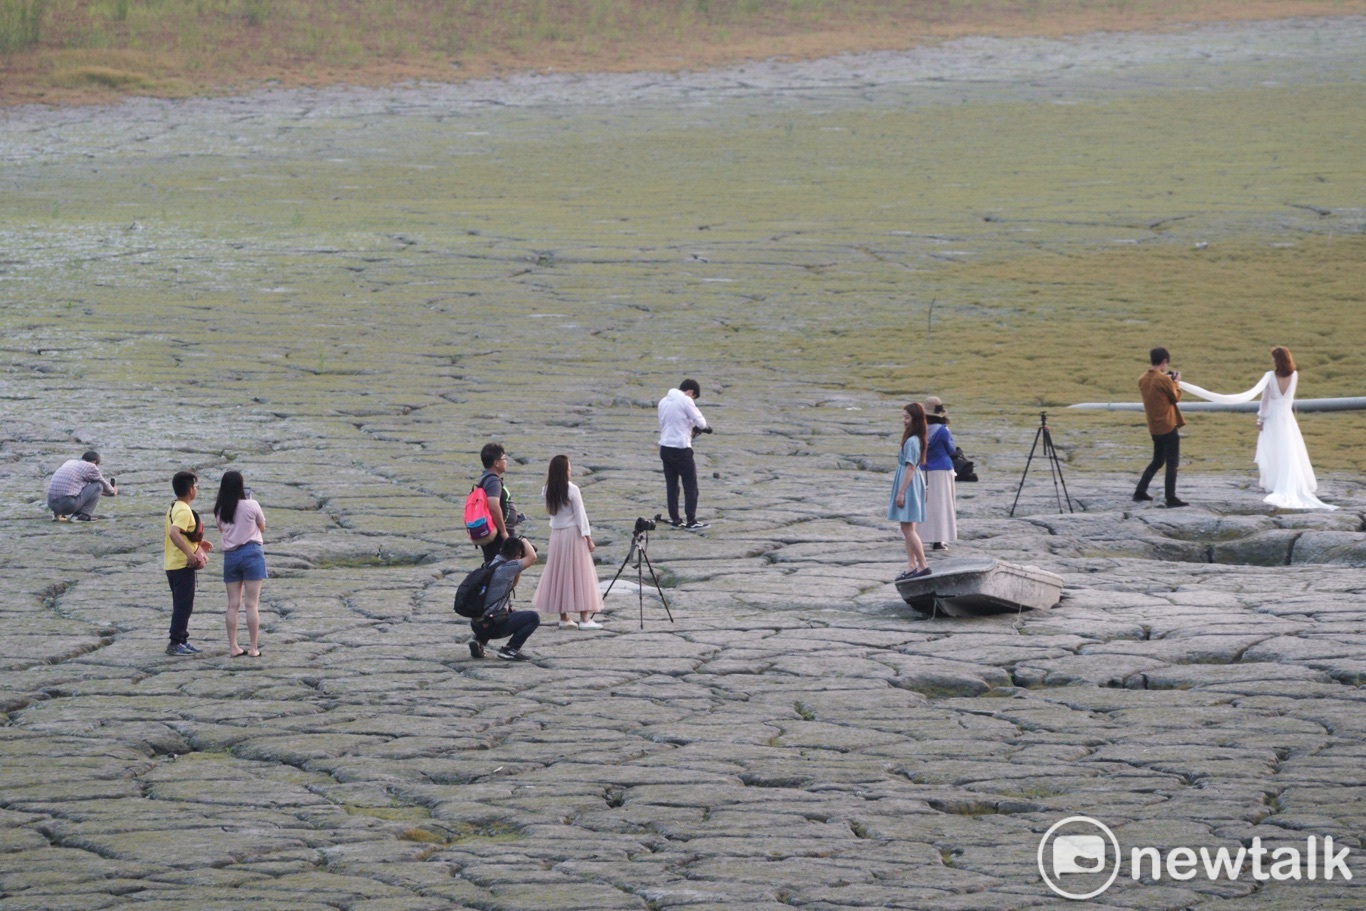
[222, 542, 267, 583]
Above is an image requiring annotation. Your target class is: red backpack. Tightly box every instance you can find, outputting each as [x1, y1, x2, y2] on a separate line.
[464, 483, 496, 544]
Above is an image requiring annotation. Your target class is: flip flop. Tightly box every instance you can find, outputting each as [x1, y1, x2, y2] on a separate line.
[229, 650, 248, 658]
[246, 649, 262, 658]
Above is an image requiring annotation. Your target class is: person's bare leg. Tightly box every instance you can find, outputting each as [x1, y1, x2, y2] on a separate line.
[243, 579, 263, 655]
[908, 522, 928, 570]
[225, 582, 245, 655]
[901, 522, 928, 572]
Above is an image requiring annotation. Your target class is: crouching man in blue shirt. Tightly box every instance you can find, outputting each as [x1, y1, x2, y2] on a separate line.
[469, 537, 540, 662]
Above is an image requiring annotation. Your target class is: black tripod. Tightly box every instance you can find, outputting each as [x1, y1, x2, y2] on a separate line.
[1009, 411, 1074, 517]
[603, 520, 674, 629]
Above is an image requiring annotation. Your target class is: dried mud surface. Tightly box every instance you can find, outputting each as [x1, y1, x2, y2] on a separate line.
[2, 19, 1365, 910]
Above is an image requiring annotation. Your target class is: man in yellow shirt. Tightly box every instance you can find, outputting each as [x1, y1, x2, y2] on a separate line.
[1135, 347, 1188, 508]
[164, 470, 210, 655]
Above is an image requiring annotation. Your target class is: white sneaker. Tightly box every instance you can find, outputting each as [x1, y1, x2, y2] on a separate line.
[577, 619, 603, 630]
[558, 620, 578, 629]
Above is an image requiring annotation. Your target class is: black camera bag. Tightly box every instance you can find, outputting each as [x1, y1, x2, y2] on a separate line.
[952, 447, 978, 482]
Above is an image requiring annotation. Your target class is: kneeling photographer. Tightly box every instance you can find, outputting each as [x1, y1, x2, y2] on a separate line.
[467, 537, 539, 662]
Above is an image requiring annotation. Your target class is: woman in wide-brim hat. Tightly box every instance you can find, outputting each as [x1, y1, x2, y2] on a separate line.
[921, 396, 958, 551]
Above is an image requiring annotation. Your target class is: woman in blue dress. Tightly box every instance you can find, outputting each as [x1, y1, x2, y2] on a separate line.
[888, 402, 931, 580]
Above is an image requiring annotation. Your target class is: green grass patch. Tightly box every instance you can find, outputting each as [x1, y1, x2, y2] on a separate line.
[0, 0, 44, 53]
[52, 63, 150, 88]
[1, 28, 1359, 480]
[397, 827, 446, 843]
[447, 819, 523, 843]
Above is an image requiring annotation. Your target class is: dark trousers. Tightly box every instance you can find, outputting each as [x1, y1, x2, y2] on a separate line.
[1137, 428, 1181, 501]
[481, 533, 505, 567]
[166, 567, 197, 644]
[660, 445, 699, 524]
[471, 610, 540, 651]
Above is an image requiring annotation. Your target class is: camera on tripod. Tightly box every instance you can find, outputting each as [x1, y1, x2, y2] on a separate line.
[607, 516, 675, 628]
[1009, 410, 1074, 517]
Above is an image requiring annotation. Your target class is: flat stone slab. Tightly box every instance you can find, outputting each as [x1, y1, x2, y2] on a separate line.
[895, 556, 1064, 616]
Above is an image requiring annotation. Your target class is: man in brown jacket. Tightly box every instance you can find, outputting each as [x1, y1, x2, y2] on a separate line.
[1135, 347, 1188, 507]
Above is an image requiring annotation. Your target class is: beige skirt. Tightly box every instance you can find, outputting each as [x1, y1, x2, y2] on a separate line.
[532, 525, 604, 615]
[921, 470, 958, 544]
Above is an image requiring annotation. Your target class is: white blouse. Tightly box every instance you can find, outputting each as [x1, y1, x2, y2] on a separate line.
[545, 482, 592, 537]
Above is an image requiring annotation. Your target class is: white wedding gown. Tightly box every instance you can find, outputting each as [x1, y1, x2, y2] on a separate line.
[1180, 371, 1336, 510]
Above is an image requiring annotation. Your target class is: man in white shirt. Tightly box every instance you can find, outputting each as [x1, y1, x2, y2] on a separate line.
[657, 379, 709, 530]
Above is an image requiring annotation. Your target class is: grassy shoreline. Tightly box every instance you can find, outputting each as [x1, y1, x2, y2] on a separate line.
[4, 12, 1360, 477]
[3, 0, 1365, 107]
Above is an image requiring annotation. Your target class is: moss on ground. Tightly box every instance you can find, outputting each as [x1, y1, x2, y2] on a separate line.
[2, 28, 1361, 477]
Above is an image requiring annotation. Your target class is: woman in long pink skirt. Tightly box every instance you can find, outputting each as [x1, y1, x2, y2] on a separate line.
[532, 454, 604, 629]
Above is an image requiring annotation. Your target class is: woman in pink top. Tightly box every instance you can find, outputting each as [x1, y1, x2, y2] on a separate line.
[213, 471, 267, 657]
[532, 455, 604, 629]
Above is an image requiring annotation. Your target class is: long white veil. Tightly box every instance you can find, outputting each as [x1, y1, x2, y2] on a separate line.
[1178, 373, 1269, 405]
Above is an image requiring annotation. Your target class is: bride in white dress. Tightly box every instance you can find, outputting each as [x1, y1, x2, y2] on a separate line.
[1180, 346, 1336, 511]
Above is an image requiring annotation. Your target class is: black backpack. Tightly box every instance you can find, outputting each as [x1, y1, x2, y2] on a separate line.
[952, 446, 978, 482]
[453, 564, 497, 618]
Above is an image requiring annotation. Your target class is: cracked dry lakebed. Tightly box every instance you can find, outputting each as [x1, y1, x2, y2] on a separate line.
[2, 17, 1365, 911]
